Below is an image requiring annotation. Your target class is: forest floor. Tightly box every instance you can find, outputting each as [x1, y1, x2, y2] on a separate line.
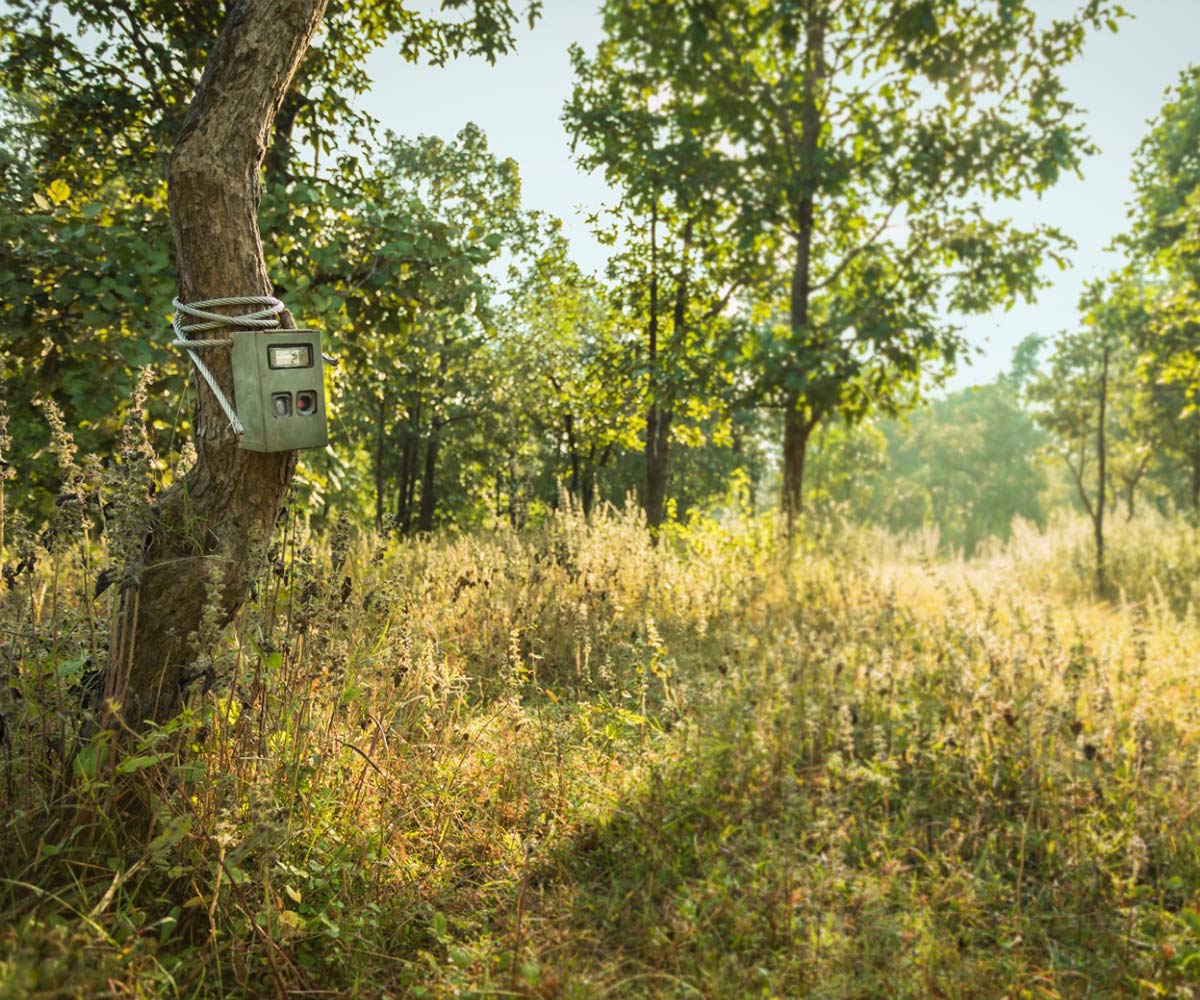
[3, 505, 1200, 998]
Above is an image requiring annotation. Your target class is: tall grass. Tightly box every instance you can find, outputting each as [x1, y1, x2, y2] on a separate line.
[984, 511, 1200, 616]
[837, 509, 1200, 619]
[4, 450, 1200, 995]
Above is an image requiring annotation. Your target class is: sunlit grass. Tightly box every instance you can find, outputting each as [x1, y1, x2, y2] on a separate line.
[3, 502, 1200, 997]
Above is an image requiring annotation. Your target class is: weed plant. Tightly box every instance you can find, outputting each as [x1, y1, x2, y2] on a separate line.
[3, 414, 1200, 997]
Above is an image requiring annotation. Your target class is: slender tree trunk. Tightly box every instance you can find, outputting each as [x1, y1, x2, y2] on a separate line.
[564, 413, 581, 505]
[403, 434, 419, 532]
[643, 195, 665, 528]
[397, 395, 419, 534]
[107, 0, 328, 728]
[581, 444, 597, 518]
[645, 410, 672, 528]
[1190, 450, 1200, 516]
[643, 211, 691, 530]
[418, 430, 439, 534]
[416, 336, 452, 534]
[781, 12, 825, 539]
[1121, 453, 1151, 524]
[374, 396, 386, 529]
[1095, 343, 1109, 597]
[508, 453, 524, 528]
[398, 448, 411, 531]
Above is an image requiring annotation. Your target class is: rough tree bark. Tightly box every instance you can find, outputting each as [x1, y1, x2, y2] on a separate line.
[106, 0, 329, 728]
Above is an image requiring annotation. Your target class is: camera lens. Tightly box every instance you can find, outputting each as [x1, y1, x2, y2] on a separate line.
[295, 391, 317, 415]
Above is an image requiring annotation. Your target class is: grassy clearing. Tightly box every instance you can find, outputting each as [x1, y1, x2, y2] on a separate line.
[3, 503, 1200, 998]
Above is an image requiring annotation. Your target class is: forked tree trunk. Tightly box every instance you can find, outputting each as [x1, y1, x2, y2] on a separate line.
[106, 0, 329, 728]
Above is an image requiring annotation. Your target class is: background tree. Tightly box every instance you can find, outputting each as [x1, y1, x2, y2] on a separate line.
[565, 13, 761, 529]
[807, 345, 1047, 555]
[1026, 283, 1148, 596]
[616, 0, 1119, 535]
[501, 236, 641, 516]
[1121, 65, 1200, 513]
[887, 382, 1046, 553]
[321, 125, 530, 531]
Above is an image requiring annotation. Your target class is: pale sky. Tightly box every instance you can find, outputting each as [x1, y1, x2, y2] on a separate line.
[358, 0, 1200, 389]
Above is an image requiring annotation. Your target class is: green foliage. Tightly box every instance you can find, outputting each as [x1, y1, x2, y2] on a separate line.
[496, 232, 642, 517]
[0, 0, 1152, 547]
[809, 376, 1047, 555]
[305, 123, 538, 530]
[566, 9, 768, 523]
[0, 0, 544, 521]
[681, 0, 1118, 504]
[1117, 65, 1200, 512]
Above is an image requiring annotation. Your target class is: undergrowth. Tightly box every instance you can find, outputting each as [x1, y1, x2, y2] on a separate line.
[3, 423, 1200, 996]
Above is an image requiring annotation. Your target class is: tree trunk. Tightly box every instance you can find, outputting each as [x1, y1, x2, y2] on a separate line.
[1121, 453, 1151, 524]
[642, 195, 663, 528]
[564, 413, 582, 505]
[418, 431, 439, 534]
[780, 11, 824, 540]
[1190, 450, 1200, 517]
[1094, 343, 1109, 597]
[509, 455, 522, 528]
[106, 0, 328, 728]
[645, 405, 671, 529]
[581, 444, 597, 518]
[782, 410, 816, 533]
[374, 396, 386, 529]
[402, 431, 419, 532]
[396, 395, 420, 534]
[646, 218, 691, 531]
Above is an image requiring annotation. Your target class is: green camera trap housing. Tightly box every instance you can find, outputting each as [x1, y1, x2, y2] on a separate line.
[231, 329, 328, 453]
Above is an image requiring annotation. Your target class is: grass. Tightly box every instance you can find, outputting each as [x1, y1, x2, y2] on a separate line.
[3, 495, 1200, 998]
